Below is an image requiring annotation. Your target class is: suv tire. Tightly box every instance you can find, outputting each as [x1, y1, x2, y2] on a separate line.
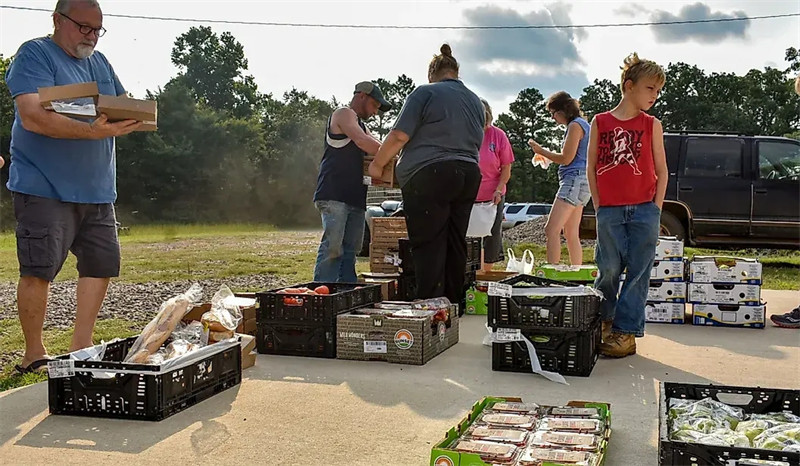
[660, 210, 686, 242]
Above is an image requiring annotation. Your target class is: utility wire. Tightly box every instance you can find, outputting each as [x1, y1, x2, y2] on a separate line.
[1, 5, 798, 30]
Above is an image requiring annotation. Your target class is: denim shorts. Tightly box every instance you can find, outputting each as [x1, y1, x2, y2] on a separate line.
[556, 172, 591, 207]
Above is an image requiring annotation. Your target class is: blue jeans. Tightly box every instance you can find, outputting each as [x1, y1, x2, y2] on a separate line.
[593, 202, 661, 336]
[313, 200, 365, 283]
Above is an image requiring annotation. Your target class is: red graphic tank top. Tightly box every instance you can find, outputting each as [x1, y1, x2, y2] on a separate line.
[594, 111, 656, 207]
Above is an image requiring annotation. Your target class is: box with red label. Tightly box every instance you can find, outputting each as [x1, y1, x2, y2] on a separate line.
[335, 304, 459, 365]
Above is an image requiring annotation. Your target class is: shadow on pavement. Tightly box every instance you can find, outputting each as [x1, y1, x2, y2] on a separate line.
[12, 385, 239, 454]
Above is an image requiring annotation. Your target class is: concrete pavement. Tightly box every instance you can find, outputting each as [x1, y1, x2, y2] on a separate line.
[1, 290, 798, 465]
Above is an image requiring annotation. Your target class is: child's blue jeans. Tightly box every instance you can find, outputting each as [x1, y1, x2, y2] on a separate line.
[593, 201, 661, 337]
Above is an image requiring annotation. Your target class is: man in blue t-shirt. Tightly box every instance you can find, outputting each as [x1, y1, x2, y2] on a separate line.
[5, 0, 142, 373]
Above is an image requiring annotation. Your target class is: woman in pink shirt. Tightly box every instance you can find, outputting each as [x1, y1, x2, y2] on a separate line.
[476, 99, 514, 272]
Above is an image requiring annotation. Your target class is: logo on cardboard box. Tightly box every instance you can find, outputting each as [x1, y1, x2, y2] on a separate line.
[394, 329, 414, 349]
[434, 456, 454, 466]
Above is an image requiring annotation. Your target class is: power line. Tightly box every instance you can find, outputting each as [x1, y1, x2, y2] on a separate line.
[1, 5, 798, 30]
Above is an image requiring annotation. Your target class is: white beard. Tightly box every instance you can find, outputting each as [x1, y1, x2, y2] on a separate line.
[75, 44, 95, 59]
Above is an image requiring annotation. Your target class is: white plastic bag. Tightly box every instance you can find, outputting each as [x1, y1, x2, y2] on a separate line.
[532, 154, 552, 170]
[466, 201, 497, 237]
[506, 249, 535, 274]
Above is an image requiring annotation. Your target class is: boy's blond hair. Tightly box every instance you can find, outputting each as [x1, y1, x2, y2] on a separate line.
[620, 52, 666, 94]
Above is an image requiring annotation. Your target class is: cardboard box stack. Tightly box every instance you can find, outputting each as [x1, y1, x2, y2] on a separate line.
[369, 217, 407, 274]
[645, 236, 688, 324]
[336, 299, 459, 365]
[430, 397, 611, 466]
[688, 256, 765, 328]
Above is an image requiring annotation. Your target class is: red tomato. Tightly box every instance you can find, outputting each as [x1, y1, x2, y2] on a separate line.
[314, 285, 330, 295]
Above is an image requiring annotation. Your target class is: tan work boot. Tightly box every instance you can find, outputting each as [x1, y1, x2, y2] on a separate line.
[599, 332, 636, 358]
[601, 320, 613, 342]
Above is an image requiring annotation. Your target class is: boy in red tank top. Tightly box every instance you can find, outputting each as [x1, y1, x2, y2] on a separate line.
[587, 53, 669, 358]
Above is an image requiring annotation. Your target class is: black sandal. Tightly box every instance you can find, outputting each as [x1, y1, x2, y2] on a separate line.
[14, 358, 53, 375]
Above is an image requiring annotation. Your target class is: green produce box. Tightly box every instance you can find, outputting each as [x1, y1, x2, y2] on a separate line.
[430, 397, 611, 466]
[535, 264, 598, 283]
[465, 285, 488, 315]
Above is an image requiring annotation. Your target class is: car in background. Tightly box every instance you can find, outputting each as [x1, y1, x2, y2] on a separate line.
[502, 203, 552, 229]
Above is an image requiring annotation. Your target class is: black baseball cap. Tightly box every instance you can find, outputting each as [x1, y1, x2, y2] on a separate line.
[354, 81, 391, 112]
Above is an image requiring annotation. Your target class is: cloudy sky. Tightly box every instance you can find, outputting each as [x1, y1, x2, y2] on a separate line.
[1, 0, 798, 115]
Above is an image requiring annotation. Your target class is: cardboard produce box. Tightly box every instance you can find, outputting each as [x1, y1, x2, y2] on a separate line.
[363, 155, 398, 188]
[646, 281, 687, 303]
[645, 301, 686, 324]
[39, 82, 157, 131]
[655, 236, 684, 261]
[336, 305, 459, 365]
[238, 334, 257, 369]
[359, 272, 400, 302]
[687, 283, 761, 305]
[430, 397, 611, 466]
[689, 256, 762, 284]
[534, 264, 598, 282]
[692, 303, 765, 328]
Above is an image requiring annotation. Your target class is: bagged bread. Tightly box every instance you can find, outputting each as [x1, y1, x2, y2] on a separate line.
[124, 284, 202, 363]
[201, 285, 242, 343]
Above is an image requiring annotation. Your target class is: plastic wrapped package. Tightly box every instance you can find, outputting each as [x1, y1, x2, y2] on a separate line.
[736, 419, 785, 443]
[538, 417, 605, 434]
[465, 426, 529, 446]
[453, 440, 519, 464]
[124, 284, 203, 363]
[671, 428, 750, 448]
[668, 397, 746, 430]
[544, 407, 603, 419]
[750, 413, 800, 424]
[489, 402, 540, 414]
[172, 321, 206, 346]
[518, 447, 601, 466]
[477, 412, 537, 430]
[753, 423, 800, 451]
[202, 285, 243, 343]
[529, 431, 602, 452]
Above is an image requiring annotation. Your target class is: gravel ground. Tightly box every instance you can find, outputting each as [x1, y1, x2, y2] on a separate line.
[502, 216, 596, 248]
[0, 274, 288, 330]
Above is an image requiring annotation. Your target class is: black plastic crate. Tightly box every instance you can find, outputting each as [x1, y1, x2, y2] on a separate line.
[395, 270, 478, 303]
[488, 274, 600, 331]
[256, 282, 381, 325]
[256, 323, 336, 358]
[398, 238, 482, 276]
[48, 336, 241, 421]
[491, 322, 600, 377]
[659, 382, 800, 465]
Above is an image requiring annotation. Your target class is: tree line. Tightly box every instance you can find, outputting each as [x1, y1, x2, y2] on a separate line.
[0, 28, 798, 230]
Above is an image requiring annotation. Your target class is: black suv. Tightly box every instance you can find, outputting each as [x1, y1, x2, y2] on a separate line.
[580, 132, 800, 248]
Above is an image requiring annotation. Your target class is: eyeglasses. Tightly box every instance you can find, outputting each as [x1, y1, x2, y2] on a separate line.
[60, 13, 106, 37]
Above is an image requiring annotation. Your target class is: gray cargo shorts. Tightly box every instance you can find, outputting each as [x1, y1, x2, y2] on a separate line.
[13, 192, 121, 282]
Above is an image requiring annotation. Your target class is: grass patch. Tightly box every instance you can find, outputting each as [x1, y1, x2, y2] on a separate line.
[0, 318, 144, 392]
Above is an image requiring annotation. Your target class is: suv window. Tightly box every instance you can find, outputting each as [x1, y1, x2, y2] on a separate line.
[683, 138, 743, 178]
[505, 205, 524, 214]
[527, 205, 550, 215]
[758, 141, 800, 181]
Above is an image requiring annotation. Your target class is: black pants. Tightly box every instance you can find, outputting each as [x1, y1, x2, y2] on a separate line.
[401, 160, 482, 308]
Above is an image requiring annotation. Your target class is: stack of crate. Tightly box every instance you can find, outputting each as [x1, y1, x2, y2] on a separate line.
[644, 236, 688, 324]
[488, 275, 602, 377]
[688, 256, 764, 328]
[369, 217, 407, 274]
[255, 282, 382, 358]
[396, 237, 481, 302]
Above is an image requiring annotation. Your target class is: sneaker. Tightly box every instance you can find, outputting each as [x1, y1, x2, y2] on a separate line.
[599, 332, 636, 358]
[770, 306, 800, 329]
[601, 320, 613, 342]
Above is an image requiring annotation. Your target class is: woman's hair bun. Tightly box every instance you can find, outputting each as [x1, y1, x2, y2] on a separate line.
[440, 44, 452, 57]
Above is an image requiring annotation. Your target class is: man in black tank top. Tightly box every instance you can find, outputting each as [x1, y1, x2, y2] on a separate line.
[312, 82, 391, 282]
